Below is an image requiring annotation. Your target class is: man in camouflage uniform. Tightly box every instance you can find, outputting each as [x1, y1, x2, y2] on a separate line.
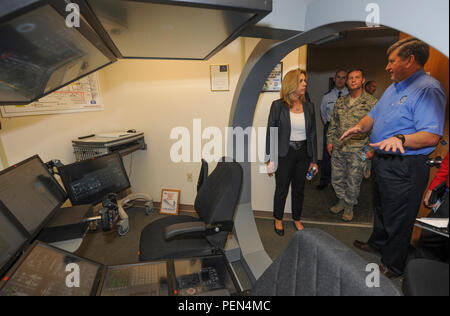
[327, 69, 377, 221]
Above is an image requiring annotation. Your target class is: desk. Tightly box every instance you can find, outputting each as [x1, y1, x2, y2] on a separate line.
[36, 204, 93, 252]
[414, 221, 449, 238]
[72, 132, 146, 160]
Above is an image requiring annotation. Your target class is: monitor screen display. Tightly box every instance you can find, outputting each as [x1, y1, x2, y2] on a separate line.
[0, 155, 66, 237]
[0, 242, 102, 296]
[58, 153, 130, 206]
[0, 209, 28, 278]
[100, 262, 169, 296]
[0, 2, 114, 104]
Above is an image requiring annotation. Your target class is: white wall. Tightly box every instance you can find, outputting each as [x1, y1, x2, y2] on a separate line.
[0, 38, 305, 211]
[98, 39, 244, 204]
[257, 0, 314, 32]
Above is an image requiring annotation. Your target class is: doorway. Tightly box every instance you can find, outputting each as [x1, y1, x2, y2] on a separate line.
[303, 27, 400, 225]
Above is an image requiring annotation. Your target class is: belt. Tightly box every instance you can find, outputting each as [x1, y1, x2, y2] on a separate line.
[289, 140, 306, 150]
[375, 152, 428, 159]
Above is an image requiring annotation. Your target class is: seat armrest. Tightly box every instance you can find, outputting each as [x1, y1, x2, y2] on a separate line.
[164, 221, 206, 240]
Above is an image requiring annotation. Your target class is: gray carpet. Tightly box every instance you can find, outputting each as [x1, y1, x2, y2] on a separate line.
[75, 204, 403, 292]
[255, 218, 373, 262]
[76, 205, 167, 266]
[76, 167, 376, 267]
[301, 169, 374, 224]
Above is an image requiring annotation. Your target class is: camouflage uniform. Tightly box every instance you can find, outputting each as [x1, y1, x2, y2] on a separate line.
[327, 91, 377, 206]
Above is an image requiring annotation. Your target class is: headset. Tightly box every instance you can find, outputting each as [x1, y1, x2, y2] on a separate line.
[83, 192, 153, 236]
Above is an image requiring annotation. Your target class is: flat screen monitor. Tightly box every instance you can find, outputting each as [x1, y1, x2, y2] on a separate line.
[0, 0, 116, 105]
[100, 262, 169, 296]
[0, 242, 102, 296]
[0, 207, 29, 278]
[0, 155, 67, 238]
[58, 153, 130, 206]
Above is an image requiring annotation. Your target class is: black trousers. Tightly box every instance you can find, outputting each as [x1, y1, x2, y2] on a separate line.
[368, 153, 429, 276]
[273, 144, 309, 221]
[319, 123, 331, 186]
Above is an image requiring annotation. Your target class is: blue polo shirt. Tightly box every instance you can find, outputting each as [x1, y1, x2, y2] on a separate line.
[369, 69, 446, 156]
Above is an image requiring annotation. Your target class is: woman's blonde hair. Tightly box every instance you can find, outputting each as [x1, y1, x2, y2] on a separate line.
[280, 68, 308, 107]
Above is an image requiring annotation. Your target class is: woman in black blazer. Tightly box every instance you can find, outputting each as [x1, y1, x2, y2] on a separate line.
[265, 68, 318, 235]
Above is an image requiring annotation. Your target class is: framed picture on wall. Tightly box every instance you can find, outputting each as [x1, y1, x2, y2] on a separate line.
[262, 62, 283, 92]
[160, 189, 181, 215]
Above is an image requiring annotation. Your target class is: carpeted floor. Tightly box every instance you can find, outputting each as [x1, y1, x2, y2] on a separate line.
[255, 218, 373, 262]
[76, 205, 164, 266]
[75, 165, 376, 267]
[74, 204, 403, 293]
[300, 168, 374, 224]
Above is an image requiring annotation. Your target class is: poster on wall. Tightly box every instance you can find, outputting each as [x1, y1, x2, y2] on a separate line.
[262, 63, 283, 92]
[0, 73, 103, 117]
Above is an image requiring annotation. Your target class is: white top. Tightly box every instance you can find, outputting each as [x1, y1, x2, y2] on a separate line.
[290, 112, 307, 141]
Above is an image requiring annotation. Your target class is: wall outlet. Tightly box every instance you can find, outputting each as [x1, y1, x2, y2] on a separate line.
[187, 172, 193, 182]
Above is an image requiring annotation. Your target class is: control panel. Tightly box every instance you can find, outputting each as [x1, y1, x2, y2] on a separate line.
[100, 262, 169, 296]
[0, 243, 101, 296]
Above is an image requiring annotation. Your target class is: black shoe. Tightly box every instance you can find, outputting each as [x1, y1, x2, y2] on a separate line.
[379, 264, 399, 279]
[353, 240, 379, 254]
[274, 221, 284, 236]
[316, 184, 328, 190]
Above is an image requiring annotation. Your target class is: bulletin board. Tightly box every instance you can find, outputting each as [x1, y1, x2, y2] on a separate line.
[0, 73, 103, 117]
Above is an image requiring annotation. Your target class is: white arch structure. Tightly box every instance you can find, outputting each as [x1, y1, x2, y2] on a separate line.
[228, 0, 449, 282]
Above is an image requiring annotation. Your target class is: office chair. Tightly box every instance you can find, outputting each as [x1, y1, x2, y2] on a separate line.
[403, 259, 449, 296]
[197, 159, 208, 192]
[139, 158, 243, 261]
[251, 229, 401, 296]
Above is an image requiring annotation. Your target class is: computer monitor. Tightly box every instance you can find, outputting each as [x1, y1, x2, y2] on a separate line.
[0, 242, 102, 296]
[99, 262, 170, 296]
[0, 0, 116, 105]
[0, 205, 29, 278]
[58, 152, 130, 206]
[0, 155, 67, 238]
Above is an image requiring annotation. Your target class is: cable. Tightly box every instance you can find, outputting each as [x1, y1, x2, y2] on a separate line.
[128, 153, 133, 179]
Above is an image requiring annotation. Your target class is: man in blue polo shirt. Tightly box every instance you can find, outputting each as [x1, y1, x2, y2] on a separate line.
[340, 37, 446, 278]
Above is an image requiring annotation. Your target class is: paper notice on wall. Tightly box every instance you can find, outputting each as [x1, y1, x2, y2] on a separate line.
[210, 65, 229, 91]
[0, 73, 103, 117]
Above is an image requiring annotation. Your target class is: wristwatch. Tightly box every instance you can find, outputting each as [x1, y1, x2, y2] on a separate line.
[394, 134, 406, 144]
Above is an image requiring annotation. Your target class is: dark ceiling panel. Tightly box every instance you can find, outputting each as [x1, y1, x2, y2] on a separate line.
[83, 0, 272, 60]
